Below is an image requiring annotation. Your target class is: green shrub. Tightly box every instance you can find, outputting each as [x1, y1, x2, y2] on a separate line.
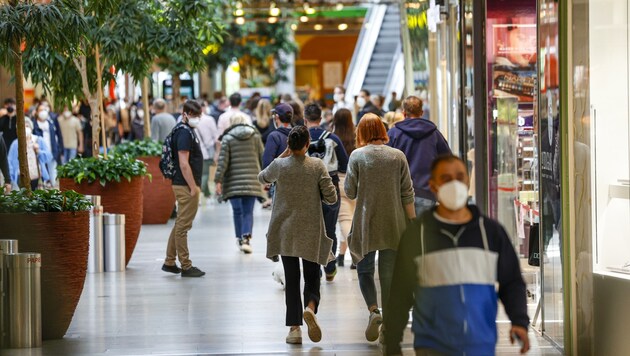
[113, 139, 162, 158]
[0, 188, 92, 214]
[57, 155, 149, 187]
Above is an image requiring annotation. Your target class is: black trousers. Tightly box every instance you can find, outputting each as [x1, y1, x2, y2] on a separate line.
[323, 182, 340, 274]
[282, 255, 321, 326]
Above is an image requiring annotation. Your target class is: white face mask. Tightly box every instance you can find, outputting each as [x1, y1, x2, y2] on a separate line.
[137, 109, 144, 119]
[63, 111, 72, 118]
[333, 94, 343, 103]
[437, 180, 469, 211]
[357, 97, 367, 108]
[187, 117, 200, 128]
[38, 110, 49, 121]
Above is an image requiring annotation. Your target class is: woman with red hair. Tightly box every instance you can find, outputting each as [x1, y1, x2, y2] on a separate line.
[344, 113, 416, 343]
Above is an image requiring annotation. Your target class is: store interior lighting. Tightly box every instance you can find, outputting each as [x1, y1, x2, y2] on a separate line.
[314, 24, 323, 31]
[268, 17, 278, 24]
[234, 8, 244, 17]
[338, 23, 348, 31]
[300, 15, 309, 22]
[235, 16, 245, 25]
[336, 3, 344, 11]
[269, 2, 280, 17]
[291, 23, 298, 31]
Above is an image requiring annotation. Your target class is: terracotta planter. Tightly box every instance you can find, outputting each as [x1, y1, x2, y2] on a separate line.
[59, 177, 143, 266]
[138, 156, 175, 224]
[0, 211, 89, 340]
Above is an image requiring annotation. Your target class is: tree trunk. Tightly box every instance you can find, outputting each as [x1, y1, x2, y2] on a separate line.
[172, 74, 181, 111]
[74, 54, 100, 157]
[13, 42, 31, 190]
[142, 77, 151, 139]
[95, 45, 107, 158]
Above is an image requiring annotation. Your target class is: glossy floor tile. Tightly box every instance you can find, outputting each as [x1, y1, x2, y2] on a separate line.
[3, 200, 563, 355]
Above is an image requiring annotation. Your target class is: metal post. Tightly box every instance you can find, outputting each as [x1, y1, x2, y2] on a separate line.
[0, 239, 18, 348]
[6, 253, 41, 348]
[103, 214, 126, 272]
[86, 195, 104, 273]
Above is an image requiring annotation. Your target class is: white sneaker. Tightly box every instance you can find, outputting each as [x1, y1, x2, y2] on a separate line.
[303, 307, 322, 342]
[238, 236, 253, 254]
[365, 309, 382, 342]
[286, 327, 302, 344]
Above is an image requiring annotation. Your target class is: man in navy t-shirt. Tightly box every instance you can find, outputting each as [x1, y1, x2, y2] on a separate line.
[162, 100, 205, 278]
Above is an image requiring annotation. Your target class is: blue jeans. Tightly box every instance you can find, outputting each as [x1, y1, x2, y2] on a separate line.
[229, 196, 256, 238]
[63, 148, 77, 164]
[357, 249, 397, 317]
[323, 184, 341, 274]
[414, 197, 435, 217]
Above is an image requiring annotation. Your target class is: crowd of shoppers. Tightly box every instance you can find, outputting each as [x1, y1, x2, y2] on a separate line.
[0, 89, 531, 355]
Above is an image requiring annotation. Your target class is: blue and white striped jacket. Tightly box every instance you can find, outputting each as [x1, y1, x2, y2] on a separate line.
[385, 205, 529, 355]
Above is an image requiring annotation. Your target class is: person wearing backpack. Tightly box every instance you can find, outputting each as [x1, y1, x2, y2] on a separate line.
[160, 100, 206, 278]
[304, 103, 348, 282]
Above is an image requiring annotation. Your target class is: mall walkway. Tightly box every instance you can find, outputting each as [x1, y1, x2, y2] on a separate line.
[6, 200, 562, 355]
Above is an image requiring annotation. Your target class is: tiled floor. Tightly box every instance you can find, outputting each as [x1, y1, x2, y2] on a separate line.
[4, 200, 563, 355]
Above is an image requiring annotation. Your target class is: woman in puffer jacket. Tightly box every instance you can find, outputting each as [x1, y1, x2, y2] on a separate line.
[215, 113, 266, 254]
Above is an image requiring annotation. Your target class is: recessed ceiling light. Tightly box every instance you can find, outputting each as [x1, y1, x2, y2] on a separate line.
[291, 23, 298, 31]
[235, 17, 245, 25]
[336, 4, 344, 11]
[268, 17, 278, 24]
[300, 16, 309, 23]
[234, 9, 244, 17]
[305, 8, 316, 15]
[338, 23, 348, 31]
[314, 24, 323, 31]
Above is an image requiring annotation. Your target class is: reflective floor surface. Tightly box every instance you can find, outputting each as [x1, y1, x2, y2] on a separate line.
[4, 199, 563, 355]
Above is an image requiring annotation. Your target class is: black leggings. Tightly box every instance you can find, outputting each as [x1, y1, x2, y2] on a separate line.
[281, 256, 321, 326]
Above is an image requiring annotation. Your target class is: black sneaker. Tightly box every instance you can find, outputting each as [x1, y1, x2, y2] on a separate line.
[161, 264, 181, 274]
[181, 266, 206, 277]
[336, 254, 345, 267]
[350, 263, 357, 270]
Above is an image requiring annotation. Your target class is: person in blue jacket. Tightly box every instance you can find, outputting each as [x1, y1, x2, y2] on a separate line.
[387, 96, 451, 216]
[261, 103, 295, 209]
[8, 119, 53, 190]
[385, 155, 530, 356]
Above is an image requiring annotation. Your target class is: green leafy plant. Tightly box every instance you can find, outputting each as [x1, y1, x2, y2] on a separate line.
[0, 188, 92, 214]
[113, 139, 162, 158]
[57, 155, 149, 187]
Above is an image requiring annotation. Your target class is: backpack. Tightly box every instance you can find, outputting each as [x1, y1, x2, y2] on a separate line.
[160, 124, 194, 179]
[308, 130, 338, 173]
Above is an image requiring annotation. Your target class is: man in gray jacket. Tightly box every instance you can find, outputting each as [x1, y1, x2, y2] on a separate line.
[151, 99, 176, 142]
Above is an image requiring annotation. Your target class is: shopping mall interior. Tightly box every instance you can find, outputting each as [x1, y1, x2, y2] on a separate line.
[0, 0, 629, 355]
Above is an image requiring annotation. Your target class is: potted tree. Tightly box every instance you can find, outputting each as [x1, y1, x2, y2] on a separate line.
[0, 188, 91, 340]
[114, 140, 175, 224]
[57, 155, 148, 266]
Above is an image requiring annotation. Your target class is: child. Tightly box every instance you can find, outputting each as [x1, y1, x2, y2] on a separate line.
[258, 126, 337, 344]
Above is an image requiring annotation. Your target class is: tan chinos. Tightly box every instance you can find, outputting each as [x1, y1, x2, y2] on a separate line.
[165, 185, 199, 270]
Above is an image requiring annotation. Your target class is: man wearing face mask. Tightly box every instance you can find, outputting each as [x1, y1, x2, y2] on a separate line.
[385, 155, 530, 356]
[58, 106, 84, 163]
[33, 104, 63, 186]
[356, 89, 379, 123]
[262, 103, 294, 169]
[332, 85, 351, 115]
[0, 98, 18, 147]
[162, 100, 206, 278]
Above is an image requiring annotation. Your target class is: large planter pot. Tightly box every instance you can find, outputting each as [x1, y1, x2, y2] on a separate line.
[138, 156, 175, 224]
[59, 177, 143, 266]
[0, 211, 89, 340]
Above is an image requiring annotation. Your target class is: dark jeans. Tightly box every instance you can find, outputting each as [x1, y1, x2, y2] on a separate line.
[282, 255, 321, 326]
[323, 183, 341, 274]
[357, 249, 397, 317]
[229, 196, 256, 238]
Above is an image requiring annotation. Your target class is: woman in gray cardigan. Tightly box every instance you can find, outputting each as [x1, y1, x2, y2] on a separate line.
[258, 126, 337, 345]
[345, 113, 416, 343]
[215, 113, 266, 254]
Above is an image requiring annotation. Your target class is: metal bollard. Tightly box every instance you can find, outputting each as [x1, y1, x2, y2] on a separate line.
[6, 253, 41, 348]
[86, 195, 104, 273]
[103, 213, 126, 272]
[0, 239, 18, 349]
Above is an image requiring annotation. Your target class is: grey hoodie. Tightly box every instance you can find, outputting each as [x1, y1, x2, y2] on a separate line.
[214, 124, 266, 202]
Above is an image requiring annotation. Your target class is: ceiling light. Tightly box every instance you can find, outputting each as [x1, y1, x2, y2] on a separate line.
[291, 23, 298, 31]
[235, 17, 245, 25]
[234, 9, 244, 17]
[268, 17, 278, 24]
[235, 1, 242, 9]
[338, 23, 348, 31]
[305, 8, 316, 15]
[270, 7, 280, 17]
[300, 16, 309, 23]
[336, 3, 344, 11]
[314, 24, 323, 31]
